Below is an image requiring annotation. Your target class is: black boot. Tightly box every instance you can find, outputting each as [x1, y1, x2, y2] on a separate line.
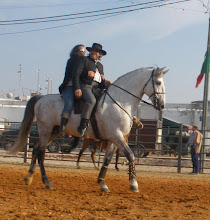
[59, 117, 68, 137]
[77, 118, 89, 136]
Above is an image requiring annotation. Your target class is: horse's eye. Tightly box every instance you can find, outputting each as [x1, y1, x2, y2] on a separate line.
[156, 81, 161, 85]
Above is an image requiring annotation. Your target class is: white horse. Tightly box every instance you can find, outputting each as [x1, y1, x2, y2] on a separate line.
[10, 66, 167, 193]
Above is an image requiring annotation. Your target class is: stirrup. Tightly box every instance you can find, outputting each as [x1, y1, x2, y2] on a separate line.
[59, 116, 69, 137]
[59, 127, 65, 137]
[78, 127, 87, 137]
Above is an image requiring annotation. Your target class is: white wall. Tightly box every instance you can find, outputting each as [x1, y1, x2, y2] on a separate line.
[136, 104, 161, 120]
[163, 109, 202, 127]
[0, 99, 26, 123]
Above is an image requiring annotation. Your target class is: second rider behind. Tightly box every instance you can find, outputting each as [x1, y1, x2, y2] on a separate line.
[59, 44, 85, 136]
[73, 43, 109, 136]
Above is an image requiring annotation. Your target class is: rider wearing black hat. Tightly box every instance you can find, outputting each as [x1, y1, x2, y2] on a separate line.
[72, 43, 109, 136]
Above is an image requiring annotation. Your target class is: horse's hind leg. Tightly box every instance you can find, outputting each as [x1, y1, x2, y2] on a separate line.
[114, 134, 128, 171]
[38, 146, 55, 190]
[77, 147, 86, 169]
[24, 142, 39, 185]
[115, 148, 120, 171]
[77, 139, 91, 169]
[98, 142, 117, 193]
[68, 136, 80, 153]
[38, 130, 56, 190]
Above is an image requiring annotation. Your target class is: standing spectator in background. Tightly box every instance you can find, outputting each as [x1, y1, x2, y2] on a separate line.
[185, 125, 203, 174]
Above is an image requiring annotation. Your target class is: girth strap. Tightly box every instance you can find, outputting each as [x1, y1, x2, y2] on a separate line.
[90, 105, 102, 140]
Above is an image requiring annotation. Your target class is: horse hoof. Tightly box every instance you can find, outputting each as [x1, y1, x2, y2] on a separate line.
[24, 175, 33, 185]
[130, 185, 139, 192]
[77, 165, 81, 169]
[100, 181, 110, 193]
[46, 183, 55, 190]
[130, 180, 139, 193]
[100, 187, 110, 193]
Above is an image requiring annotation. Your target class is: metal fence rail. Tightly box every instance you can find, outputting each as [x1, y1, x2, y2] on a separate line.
[0, 122, 210, 173]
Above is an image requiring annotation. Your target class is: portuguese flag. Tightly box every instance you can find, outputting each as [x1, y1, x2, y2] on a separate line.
[196, 52, 210, 88]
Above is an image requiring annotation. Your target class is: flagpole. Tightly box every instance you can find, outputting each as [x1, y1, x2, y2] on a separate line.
[200, 17, 210, 173]
[18, 64, 22, 98]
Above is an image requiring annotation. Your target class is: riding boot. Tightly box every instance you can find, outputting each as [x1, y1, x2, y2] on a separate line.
[77, 118, 89, 136]
[59, 113, 70, 137]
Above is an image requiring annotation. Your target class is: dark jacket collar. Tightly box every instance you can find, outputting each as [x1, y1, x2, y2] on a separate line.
[88, 55, 97, 63]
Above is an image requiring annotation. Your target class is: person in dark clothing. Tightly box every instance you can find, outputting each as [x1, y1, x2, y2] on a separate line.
[59, 44, 85, 136]
[72, 43, 109, 136]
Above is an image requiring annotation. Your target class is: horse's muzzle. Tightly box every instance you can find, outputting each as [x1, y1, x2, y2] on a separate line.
[155, 104, 165, 111]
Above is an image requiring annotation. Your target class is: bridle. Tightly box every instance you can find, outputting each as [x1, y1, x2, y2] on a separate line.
[142, 69, 165, 109]
[102, 69, 164, 118]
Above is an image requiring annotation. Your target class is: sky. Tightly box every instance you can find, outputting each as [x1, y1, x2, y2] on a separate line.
[0, 0, 209, 103]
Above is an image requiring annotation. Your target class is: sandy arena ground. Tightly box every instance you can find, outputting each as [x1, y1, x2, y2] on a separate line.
[0, 161, 209, 220]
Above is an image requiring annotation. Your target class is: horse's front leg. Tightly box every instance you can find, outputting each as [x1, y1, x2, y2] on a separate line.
[113, 136, 139, 192]
[37, 144, 55, 190]
[98, 142, 117, 193]
[24, 142, 39, 185]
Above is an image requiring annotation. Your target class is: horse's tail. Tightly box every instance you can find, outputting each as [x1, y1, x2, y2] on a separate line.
[9, 95, 43, 154]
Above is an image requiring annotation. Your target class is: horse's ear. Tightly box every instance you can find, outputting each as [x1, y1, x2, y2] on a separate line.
[156, 67, 168, 78]
[162, 69, 169, 75]
[159, 67, 166, 72]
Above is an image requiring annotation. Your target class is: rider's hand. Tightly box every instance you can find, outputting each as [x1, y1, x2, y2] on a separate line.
[101, 74, 105, 80]
[75, 89, 82, 99]
[105, 80, 111, 86]
[88, 71, 95, 77]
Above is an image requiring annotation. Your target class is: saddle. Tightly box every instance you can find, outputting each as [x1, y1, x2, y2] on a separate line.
[74, 88, 106, 140]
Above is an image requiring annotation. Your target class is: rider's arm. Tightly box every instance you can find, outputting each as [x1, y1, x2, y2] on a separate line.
[101, 74, 105, 80]
[63, 58, 74, 83]
[59, 57, 76, 94]
[99, 68, 111, 88]
[72, 57, 86, 90]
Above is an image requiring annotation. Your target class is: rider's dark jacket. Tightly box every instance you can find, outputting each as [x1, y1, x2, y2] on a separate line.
[72, 55, 105, 90]
[59, 54, 79, 94]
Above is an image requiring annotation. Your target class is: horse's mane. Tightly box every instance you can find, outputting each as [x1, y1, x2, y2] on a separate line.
[113, 67, 155, 84]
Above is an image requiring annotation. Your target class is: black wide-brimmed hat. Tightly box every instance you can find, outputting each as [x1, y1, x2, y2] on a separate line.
[86, 43, 107, 56]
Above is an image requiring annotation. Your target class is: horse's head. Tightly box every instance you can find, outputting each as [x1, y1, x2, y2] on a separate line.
[142, 67, 168, 111]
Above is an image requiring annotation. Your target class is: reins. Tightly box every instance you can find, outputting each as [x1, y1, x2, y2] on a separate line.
[110, 83, 154, 106]
[101, 69, 161, 118]
[105, 91, 132, 118]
